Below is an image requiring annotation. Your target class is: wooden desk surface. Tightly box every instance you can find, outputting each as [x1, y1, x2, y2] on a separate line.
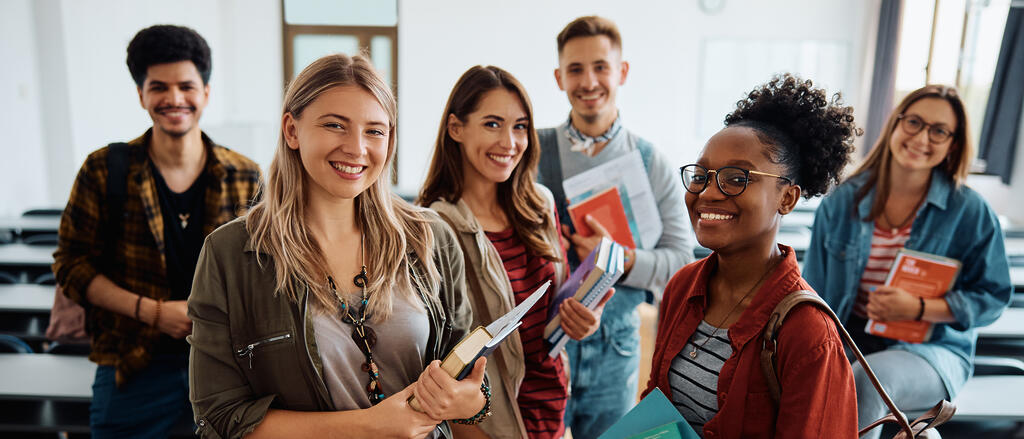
[0, 354, 94, 401]
[0, 285, 53, 313]
[0, 244, 55, 267]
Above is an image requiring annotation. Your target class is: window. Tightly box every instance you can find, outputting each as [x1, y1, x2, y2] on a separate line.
[281, 0, 397, 88]
[893, 0, 1011, 168]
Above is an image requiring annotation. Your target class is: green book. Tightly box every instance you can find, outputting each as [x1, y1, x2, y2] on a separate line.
[597, 389, 700, 439]
[625, 421, 687, 439]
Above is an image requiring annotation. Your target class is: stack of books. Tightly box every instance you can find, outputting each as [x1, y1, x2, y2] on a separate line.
[544, 237, 625, 358]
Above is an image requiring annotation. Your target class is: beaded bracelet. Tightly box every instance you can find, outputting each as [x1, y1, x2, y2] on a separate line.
[134, 295, 143, 321]
[152, 299, 163, 328]
[452, 382, 492, 425]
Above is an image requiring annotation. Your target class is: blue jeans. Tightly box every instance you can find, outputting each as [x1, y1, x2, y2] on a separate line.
[90, 353, 193, 438]
[853, 349, 948, 439]
[564, 322, 641, 439]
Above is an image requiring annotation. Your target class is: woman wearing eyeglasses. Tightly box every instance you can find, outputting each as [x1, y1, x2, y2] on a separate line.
[803, 85, 1012, 439]
[642, 74, 859, 438]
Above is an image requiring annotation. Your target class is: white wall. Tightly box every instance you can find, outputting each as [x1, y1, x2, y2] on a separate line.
[0, 0, 49, 217]
[0, 0, 282, 217]
[396, 0, 876, 195]
[9, 0, 1021, 224]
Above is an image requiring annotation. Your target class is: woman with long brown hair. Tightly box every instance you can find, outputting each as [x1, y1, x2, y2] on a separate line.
[804, 85, 1012, 439]
[420, 65, 611, 439]
[188, 54, 489, 439]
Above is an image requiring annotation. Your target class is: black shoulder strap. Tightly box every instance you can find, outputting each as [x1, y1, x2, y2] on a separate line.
[537, 128, 573, 231]
[104, 143, 131, 263]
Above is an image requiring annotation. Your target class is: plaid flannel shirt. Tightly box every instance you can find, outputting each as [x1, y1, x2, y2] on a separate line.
[53, 129, 261, 384]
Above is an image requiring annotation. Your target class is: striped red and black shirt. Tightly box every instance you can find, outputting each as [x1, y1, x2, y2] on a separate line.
[853, 222, 913, 318]
[485, 228, 568, 439]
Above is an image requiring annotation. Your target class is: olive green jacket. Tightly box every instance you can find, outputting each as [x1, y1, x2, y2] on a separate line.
[187, 214, 472, 439]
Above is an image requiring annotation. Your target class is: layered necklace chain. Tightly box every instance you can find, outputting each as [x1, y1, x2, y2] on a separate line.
[326, 234, 383, 404]
[690, 253, 783, 359]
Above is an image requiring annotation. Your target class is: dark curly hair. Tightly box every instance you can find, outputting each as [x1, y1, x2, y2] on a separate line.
[126, 25, 211, 87]
[724, 74, 860, 198]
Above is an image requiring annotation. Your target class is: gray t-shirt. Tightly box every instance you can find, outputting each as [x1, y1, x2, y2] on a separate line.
[669, 320, 733, 437]
[313, 292, 438, 436]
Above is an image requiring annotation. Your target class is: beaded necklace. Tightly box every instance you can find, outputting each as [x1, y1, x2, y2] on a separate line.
[326, 236, 384, 404]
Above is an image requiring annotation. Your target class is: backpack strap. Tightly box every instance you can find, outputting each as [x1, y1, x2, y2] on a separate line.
[104, 143, 131, 268]
[536, 128, 571, 231]
[760, 290, 918, 437]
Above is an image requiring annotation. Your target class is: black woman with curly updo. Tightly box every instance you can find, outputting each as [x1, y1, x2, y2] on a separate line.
[642, 74, 859, 438]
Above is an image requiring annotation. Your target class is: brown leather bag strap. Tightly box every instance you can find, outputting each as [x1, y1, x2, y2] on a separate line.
[760, 290, 917, 437]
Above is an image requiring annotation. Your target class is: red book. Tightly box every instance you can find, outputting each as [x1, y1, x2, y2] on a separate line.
[866, 249, 961, 343]
[568, 186, 636, 249]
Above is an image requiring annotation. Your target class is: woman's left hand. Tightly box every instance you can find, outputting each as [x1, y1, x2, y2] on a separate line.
[866, 286, 919, 321]
[412, 357, 487, 421]
[559, 288, 615, 340]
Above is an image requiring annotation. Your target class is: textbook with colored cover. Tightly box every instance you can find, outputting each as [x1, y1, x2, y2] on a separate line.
[568, 186, 638, 249]
[866, 249, 961, 343]
[597, 389, 700, 439]
[409, 281, 551, 411]
[543, 237, 624, 358]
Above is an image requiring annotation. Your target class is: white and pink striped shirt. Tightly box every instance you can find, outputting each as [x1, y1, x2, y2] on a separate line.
[853, 222, 913, 318]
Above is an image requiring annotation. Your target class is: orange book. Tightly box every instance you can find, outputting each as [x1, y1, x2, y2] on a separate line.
[568, 186, 636, 249]
[866, 249, 961, 343]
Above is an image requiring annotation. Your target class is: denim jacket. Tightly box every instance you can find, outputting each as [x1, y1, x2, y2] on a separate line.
[803, 170, 1012, 397]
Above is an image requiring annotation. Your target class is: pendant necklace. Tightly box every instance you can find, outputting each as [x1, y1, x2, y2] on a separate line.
[178, 213, 190, 229]
[690, 253, 783, 359]
[327, 234, 383, 404]
[882, 190, 926, 234]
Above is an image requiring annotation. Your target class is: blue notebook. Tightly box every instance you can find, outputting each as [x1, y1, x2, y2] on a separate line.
[596, 389, 700, 439]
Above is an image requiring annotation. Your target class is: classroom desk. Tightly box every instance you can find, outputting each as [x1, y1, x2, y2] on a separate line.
[977, 308, 1024, 340]
[1006, 237, 1024, 258]
[0, 217, 60, 235]
[0, 244, 56, 267]
[0, 284, 54, 313]
[781, 210, 815, 229]
[0, 354, 93, 400]
[0, 353, 93, 433]
[936, 375, 1024, 422]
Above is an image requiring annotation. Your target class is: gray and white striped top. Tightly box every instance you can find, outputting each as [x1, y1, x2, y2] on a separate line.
[669, 320, 733, 436]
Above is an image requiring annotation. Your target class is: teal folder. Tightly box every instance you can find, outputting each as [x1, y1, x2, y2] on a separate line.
[596, 389, 700, 439]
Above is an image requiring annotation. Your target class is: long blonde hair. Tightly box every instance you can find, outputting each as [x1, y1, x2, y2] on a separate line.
[247, 54, 439, 318]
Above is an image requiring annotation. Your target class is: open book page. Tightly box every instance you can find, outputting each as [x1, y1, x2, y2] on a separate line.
[562, 150, 663, 249]
[485, 280, 551, 337]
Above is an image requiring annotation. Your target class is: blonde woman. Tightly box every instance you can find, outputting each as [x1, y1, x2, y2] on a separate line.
[188, 54, 488, 439]
[420, 65, 611, 439]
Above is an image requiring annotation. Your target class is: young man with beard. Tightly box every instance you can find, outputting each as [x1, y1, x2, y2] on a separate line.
[537, 16, 695, 438]
[52, 25, 261, 438]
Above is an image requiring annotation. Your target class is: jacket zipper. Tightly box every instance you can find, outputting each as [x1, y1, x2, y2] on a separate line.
[301, 288, 328, 399]
[236, 333, 292, 369]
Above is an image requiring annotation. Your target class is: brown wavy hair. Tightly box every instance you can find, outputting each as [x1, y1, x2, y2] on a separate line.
[850, 85, 971, 222]
[418, 65, 560, 262]
[246, 53, 440, 318]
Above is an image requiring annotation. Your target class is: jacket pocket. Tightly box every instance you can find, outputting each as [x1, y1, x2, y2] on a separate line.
[235, 332, 293, 370]
[739, 390, 777, 437]
[824, 237, 858, 262]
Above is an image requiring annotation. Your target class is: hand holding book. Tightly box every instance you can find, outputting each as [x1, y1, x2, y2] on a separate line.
[866, 285, 925, 322]
[411, 357, 487, 421]
[557, 288, 615, 340]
